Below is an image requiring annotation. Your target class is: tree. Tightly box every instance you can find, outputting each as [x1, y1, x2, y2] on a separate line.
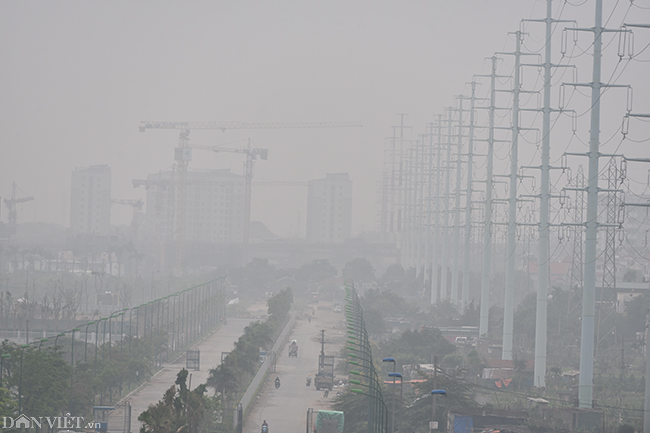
[377, 264, 420, 296]
[342, 258, 375, 285]
[294, 259, 337, 283]
[360, 289, 416, 334]
[267, 287, 293, 322]
[379, 327, 456, 366]
[4, 344, 71, 417]
[139, 369, 209, 433]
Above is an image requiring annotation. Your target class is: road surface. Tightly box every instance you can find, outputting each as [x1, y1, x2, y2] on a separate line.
[108, 317, 253, 432]
[244, 304, 346, 433]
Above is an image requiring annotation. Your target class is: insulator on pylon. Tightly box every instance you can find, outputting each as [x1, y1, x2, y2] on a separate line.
[561, 28, 568, 55]
[628, 32, 635, 58]
[558, 226, 565, 242]
[562, 154, 568, 172]
[618, 228, 626, 244]
[620, 159, 627, 183]
[617, 202, 625, 225]
[559, 84, 566, 110]
[622, 115, 629, 137]
[559, 192, 567, 208]
[531, 177, 537, 190]
[618, 31, 627, 58]
[626, 87, 633, 113]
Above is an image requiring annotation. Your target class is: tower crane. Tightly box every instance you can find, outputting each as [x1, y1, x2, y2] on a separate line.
[111, 198, 144, 241]
[3, 183, 34, 231]
[139, 120, 362, 272]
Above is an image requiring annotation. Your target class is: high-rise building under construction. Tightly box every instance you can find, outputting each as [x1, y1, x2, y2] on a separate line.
[306, 173, 352, 243]
[70, 164, 112, 237]
[144, 169, 246, 244]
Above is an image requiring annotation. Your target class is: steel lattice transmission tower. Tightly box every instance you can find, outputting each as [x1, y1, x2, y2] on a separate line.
[569, 165, 586, 309]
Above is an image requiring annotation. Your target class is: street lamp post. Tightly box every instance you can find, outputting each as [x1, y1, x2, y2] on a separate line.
[18, 344, 30, 413]
[84, 321, 96, 362]
[383, 358, 397, 433]
[0, 353, 10, 387]
[430, 389, 446, 432]
[389, 372, 403, 433]
[120, 309, 128, 353]
[38, 338, 49, 351]
[71, 328, 79, 400]
[94, 318, 103, 376]
[54, 333, 66, 348]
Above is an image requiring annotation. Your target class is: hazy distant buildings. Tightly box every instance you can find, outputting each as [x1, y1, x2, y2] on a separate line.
[70, 165, 112, 236]
[144, 169, 246, 244]
[306, 173, 352, 243]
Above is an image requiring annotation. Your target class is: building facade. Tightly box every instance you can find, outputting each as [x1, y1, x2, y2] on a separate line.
[70, 165, 112, 236]
[144, 169, 246, 244]
[306, 173, 352, 243]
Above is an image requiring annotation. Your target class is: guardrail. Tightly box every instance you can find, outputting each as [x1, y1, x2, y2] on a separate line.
[234, 313, 296, 429]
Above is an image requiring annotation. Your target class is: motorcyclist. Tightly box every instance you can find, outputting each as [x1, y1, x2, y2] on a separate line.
[306, 374, 311, 386]
[275, 377, 281, 388]
[262, 420, 268, 433]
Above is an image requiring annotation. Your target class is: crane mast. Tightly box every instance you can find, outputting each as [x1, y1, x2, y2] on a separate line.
[140, 119, 362, 274]
[3, 183, 34, 231]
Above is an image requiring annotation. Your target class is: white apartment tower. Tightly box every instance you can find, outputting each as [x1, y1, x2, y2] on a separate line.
[306, 173, 352, 243]
[144, 169, 246, 244]
[70, 165, 112, 236]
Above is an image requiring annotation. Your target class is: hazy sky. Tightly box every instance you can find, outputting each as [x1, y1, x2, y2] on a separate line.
[1, 1, 649, 238]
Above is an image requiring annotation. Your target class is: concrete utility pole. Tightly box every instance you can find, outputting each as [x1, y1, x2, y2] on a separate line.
[498, 30, 537, 360]
[501, 32, 522, 360]
[478, 56, 498, 336]
[415, 137, 426, 278]
[440, 108, 454, 301]
[451, 97, 465, 306]
[423, 124, 435, 286]
[578, 1, 604, 406]
[401, 145, 414, 268]
[569, 0, 628, 407]
[462, 82, 478, 312]
[430, 115, 444, 304]
[521, 0, 574, 387]
[408, 143, 420, 271]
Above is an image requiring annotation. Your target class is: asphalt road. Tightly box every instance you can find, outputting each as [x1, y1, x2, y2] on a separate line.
[245, 305, 346, 433]
[108, 317, 253, 433]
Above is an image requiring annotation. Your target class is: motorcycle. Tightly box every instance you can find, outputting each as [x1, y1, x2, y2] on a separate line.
[275, 378, 281, 389]
[262, 425, 269, 433]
